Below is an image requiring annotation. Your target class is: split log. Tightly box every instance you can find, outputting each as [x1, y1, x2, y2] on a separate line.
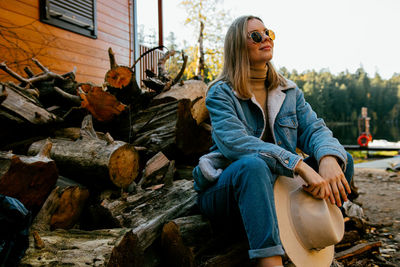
[50, 186, 90, 230]
[20, 228, 142, 266]
[154, 79, 209, 124]
[161, 215, 250, 267]
[116, 99, 211, 162]
[78, 84, 127, 122]
[0, 82, 61, 125]
[100, 179, 197, 257]
[138, 151, 170, 188]
[28, 115, 140, 189]
[0, 140, 58, 214]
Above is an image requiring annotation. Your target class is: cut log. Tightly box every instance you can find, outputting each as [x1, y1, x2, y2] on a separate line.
[50, 186, 90, 230]
[154, 80, 209, 124]
[28, 115, 140, 189]
[20, 228, 142, 266]
[138, 151, 170, 188]
[101, 179, 197, 256]
[0, 139, 58, 214]
[105, 47, 142, 105]
[115, 99, 211, 162]
[161, 215, 251, 267]
[0, 82, 62, 125]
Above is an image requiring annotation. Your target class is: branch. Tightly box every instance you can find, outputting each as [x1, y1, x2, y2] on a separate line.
[53, 86, 81, 106]
[0, 61, 30, 84]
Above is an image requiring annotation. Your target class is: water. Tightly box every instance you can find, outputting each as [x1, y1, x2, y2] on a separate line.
[327, 121, 400, 145]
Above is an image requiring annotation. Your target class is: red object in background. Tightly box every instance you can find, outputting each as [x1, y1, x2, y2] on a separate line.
[357, 133, 372, 147]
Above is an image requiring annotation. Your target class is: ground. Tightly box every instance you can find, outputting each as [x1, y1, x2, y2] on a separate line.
[352, 167, 400, 265]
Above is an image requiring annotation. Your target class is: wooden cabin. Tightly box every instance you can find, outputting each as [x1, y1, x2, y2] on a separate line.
[0, 0, 162, 85]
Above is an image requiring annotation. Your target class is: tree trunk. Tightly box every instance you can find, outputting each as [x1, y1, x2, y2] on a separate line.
[0, 139, 58, 215]
[197, 21, 205, 80]
[28, 115, 140, 189]
[101, 179, 197, 255]
[154, 80, 208, 124]
[20, 228, 143, 267]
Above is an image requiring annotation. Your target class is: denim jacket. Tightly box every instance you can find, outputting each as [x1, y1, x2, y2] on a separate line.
[193, 78, 347, 192]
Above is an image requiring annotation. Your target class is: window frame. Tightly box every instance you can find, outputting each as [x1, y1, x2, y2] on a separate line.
[39, 0, 97, 39]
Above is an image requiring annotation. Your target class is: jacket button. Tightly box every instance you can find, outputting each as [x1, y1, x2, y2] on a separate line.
[277, 141, 282, 145]
[284, 159, 289, 164]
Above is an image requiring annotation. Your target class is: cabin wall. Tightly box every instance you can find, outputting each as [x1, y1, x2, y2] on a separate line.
[0, 0, 133, 84]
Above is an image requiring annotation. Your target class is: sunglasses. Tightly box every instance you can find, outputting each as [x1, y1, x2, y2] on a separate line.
[247, 29, 275, 43]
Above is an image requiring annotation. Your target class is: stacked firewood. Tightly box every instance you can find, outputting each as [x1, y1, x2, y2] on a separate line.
[0, 48, 397, 267]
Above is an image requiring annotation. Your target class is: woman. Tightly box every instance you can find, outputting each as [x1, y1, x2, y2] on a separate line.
[192, 15, 354, 267]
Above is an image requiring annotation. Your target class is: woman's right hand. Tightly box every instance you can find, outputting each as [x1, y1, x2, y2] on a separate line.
[294, 160, 331, 200]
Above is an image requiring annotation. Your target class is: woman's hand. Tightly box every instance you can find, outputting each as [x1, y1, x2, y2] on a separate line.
[294, 160, 331, 200]
[319, 156, 351, 207]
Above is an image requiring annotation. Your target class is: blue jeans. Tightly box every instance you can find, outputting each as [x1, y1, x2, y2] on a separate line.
[197, 152, 354, 259]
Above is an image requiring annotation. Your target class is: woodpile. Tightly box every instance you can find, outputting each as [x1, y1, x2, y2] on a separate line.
[0, 48, 397, 267]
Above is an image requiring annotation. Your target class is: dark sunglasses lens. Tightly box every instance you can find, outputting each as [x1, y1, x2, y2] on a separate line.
[250, 32, 262, 43]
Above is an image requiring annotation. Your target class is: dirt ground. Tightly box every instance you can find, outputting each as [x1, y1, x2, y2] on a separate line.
[352, 167, 400, 265]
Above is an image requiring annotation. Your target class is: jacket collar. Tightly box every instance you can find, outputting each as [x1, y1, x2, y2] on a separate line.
[232, 78, 296, 142]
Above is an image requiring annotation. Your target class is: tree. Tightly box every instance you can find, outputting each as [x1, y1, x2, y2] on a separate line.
[180, 0, 231, 82]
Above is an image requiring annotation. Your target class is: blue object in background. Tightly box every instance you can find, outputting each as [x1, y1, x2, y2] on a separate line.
[0, 194, 32, 267]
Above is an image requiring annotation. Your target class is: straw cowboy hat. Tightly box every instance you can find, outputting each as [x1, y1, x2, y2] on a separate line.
[274, 175, 344, 267]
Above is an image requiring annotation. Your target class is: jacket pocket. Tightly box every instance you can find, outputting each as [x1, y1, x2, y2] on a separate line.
[277, 114, 298, 129]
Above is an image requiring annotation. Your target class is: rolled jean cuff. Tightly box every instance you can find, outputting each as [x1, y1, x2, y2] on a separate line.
[248, 245, 285, 259]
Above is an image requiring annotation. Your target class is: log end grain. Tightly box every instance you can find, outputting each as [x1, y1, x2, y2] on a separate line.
[109, 144, 140, 188]
[105, 66, 133, 89]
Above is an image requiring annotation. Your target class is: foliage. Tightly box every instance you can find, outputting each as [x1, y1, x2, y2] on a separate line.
[179, 0, 231, 82]
[280, 67, 400, 124]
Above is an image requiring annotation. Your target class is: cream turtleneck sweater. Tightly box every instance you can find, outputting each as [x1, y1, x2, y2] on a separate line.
[250, 66, 273, 142]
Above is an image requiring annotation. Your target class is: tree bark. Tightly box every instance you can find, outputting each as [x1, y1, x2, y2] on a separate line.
[28, 116, 140, 189]
[115, 99, 211, 162]
[138, 151, 170, 188]
[0, 139, 58, 215]
[161, 215, 251, 267]
[105, 47, 142, 105]
[0, 82, 62, 125]
[101, 179, 197, 254]
[50, 185, 90, 230]
[154, 80, 208, 124]
[20, 228, 143, 267]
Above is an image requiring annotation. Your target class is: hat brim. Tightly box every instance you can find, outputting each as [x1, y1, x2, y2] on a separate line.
[274, 176, 334, 267]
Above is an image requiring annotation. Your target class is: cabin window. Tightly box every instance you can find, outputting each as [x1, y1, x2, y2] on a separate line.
[39, 0, 97, 38]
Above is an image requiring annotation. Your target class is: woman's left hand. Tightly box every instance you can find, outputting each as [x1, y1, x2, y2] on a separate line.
[319, 156, 351, 207]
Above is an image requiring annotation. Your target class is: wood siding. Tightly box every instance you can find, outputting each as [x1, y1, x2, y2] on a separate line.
[0, 0, 133, 84]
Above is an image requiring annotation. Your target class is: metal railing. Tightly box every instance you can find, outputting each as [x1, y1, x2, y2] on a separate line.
[138, 44, 164, 86]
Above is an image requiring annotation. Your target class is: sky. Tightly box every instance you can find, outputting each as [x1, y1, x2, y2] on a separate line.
[137, 0, 400, 79]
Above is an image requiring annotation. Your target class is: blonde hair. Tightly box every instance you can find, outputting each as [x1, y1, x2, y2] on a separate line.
[209, 15, 286, 98]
